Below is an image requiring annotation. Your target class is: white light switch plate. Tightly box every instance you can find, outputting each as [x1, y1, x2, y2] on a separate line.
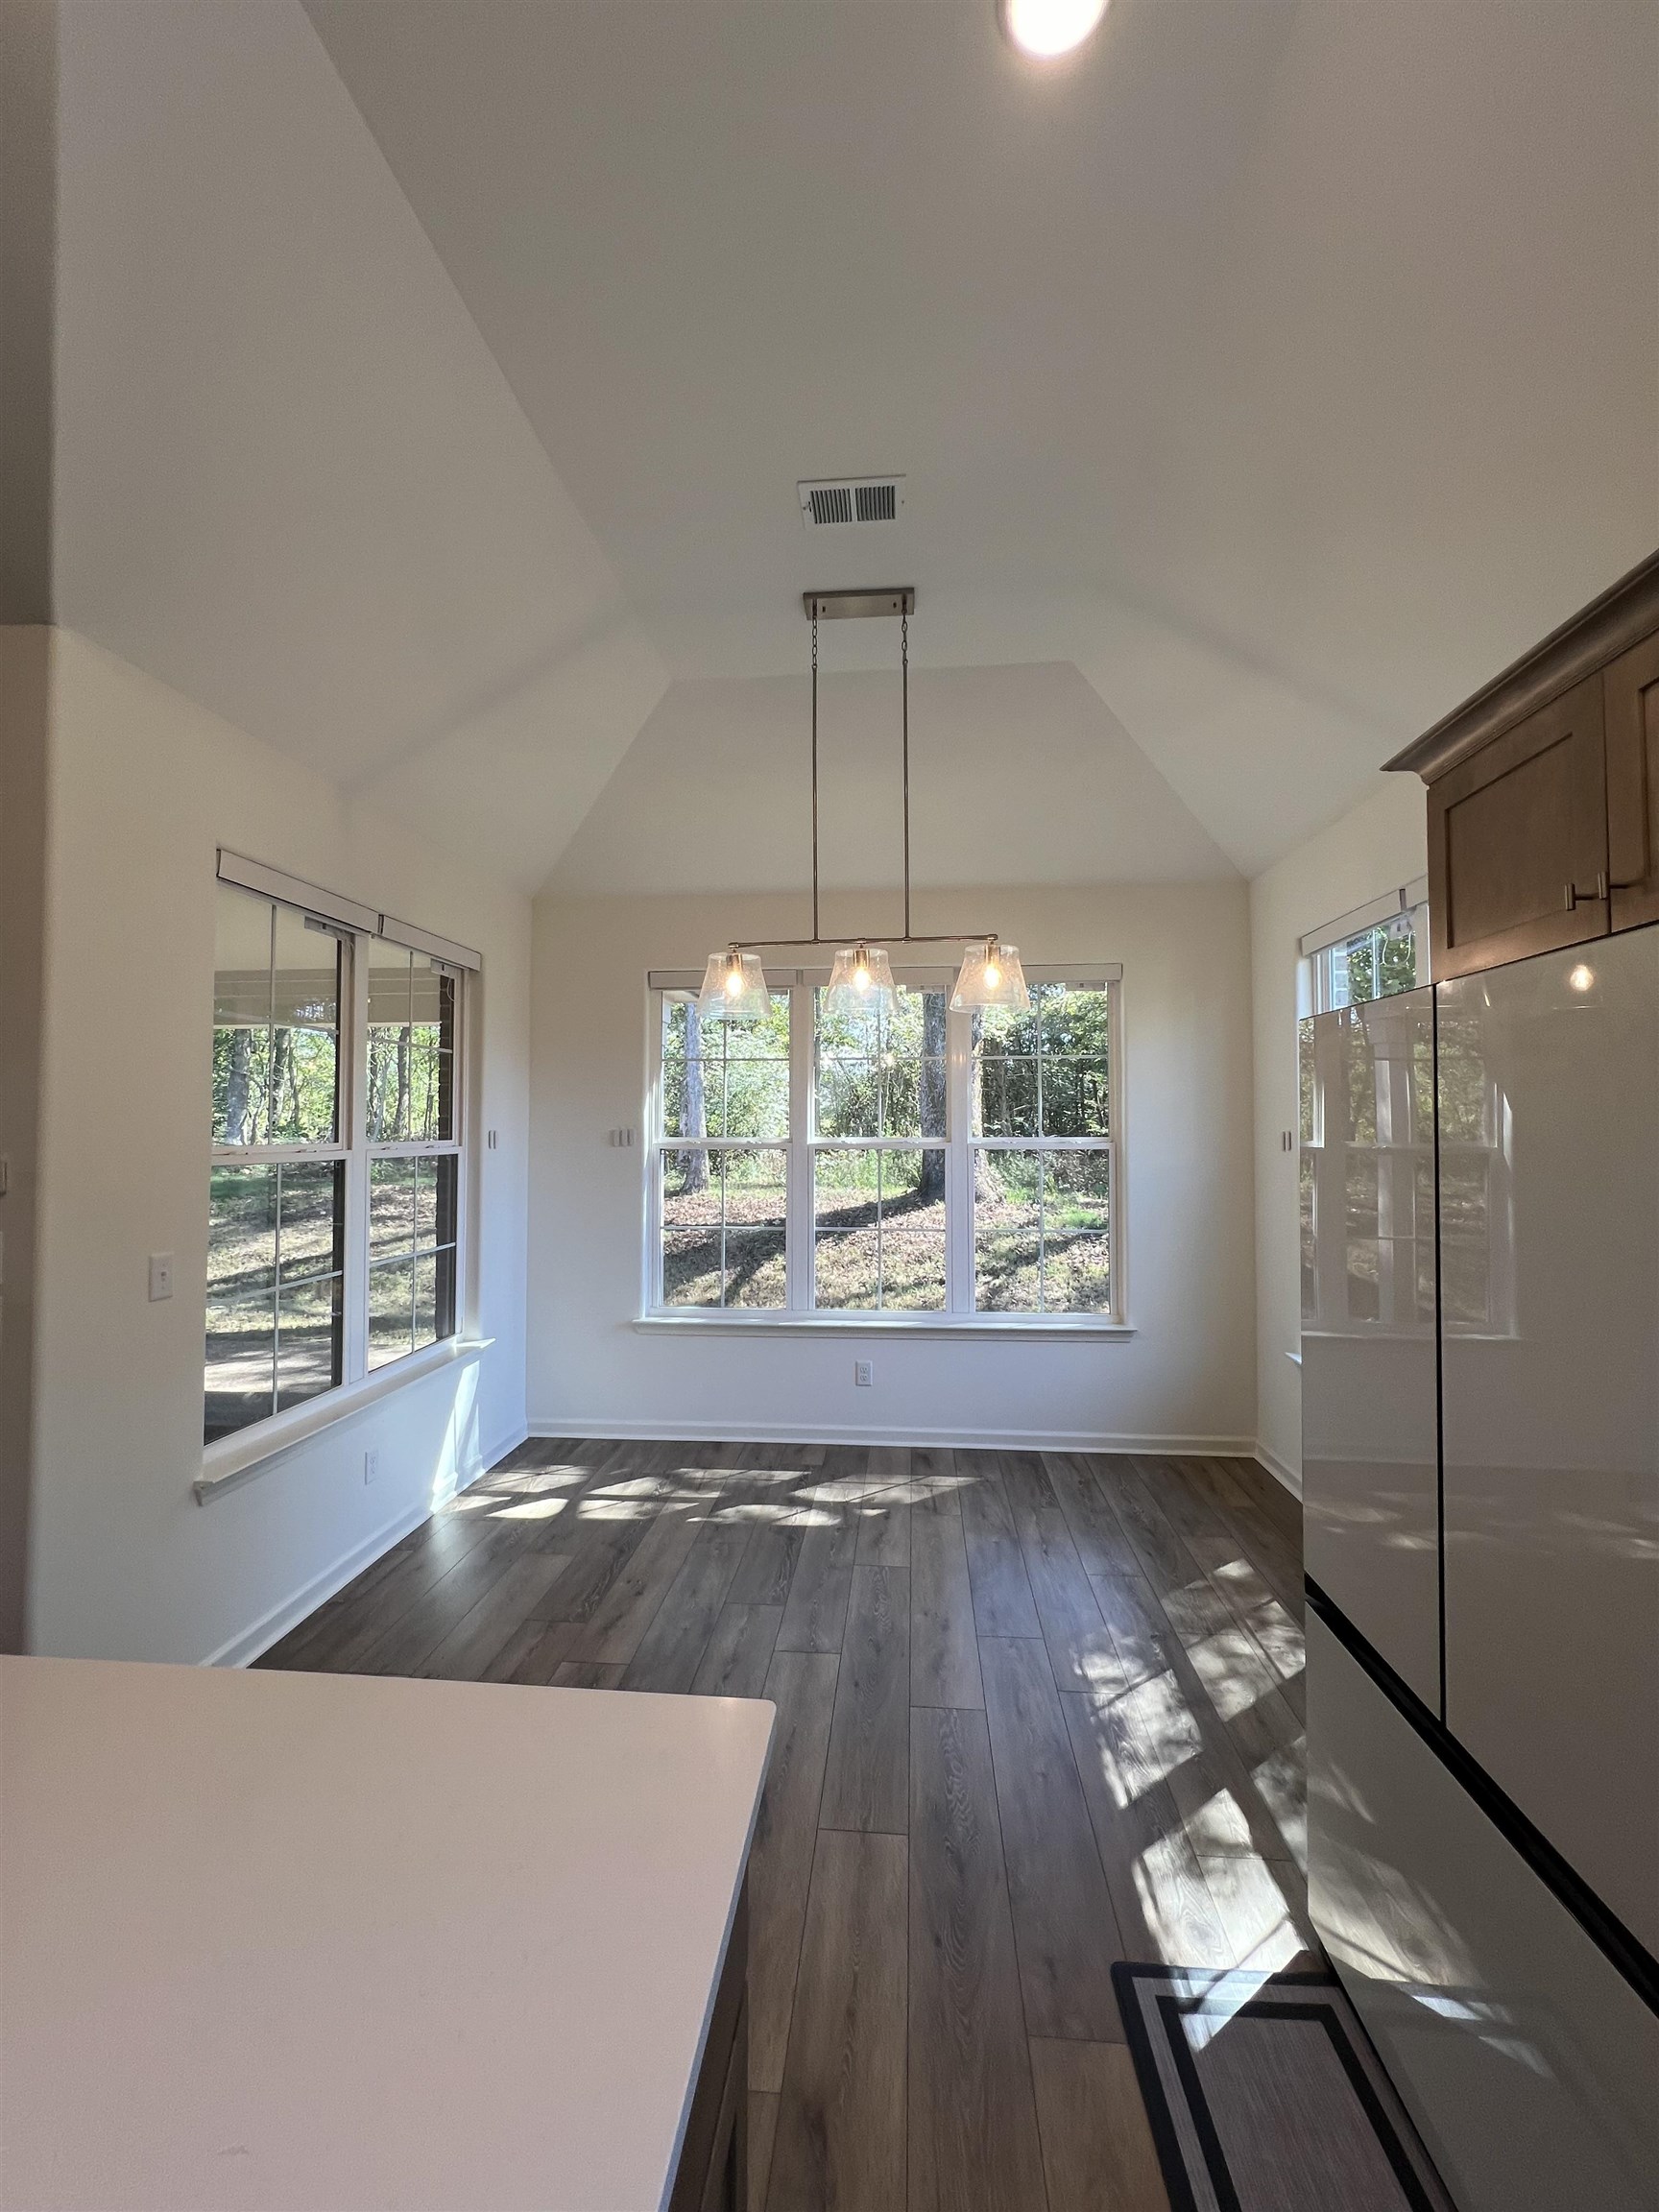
[148, 1252, 174, 1302]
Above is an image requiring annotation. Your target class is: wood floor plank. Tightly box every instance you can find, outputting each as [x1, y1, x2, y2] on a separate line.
[1040, 1452, 1140, 1580]
[1002, 1453, 1119, 1695]
[536, 1498, 662, 1628]
[619, 1519, 754, 1692]
[908, 1446, 962, 1517]
[775, 1510, 859, 1655]
[258, 1515, 505, 1674]
[728, 1519, 805, 1607]
[749, 2092, 780, 2212]
[354, 1531, 529, 1678]
[1029, 2038, 1171, 2212]
[567, 1503, 705, 1664]
[417, 1551, 574, 1680]
[505, 1616, 582, 1684]
[856, 1494, 911, 1567]
[909, 1510, 984, 1711]
[1061, 1690, 1234, 1971]
[1197, 1849, 1318, 1972]
[820, 1566, 910, 1835]
[1087, 1573, 1170, 1696]
[1094, 1462, 1199, 1602]
[749, 1648, 841, 2095]
[767, 1830, 907, 2212]
[958, 1463, 1041, 1639]
[907, 1706, 1048, 2212]
[692, 1603, 785, 1699]
[552, 1659, 626, 1689]
[1113, 1583, 1310, 1891]
[979, 1635, 1125, 2042]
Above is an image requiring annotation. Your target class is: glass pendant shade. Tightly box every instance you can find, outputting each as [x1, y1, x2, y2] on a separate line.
[697, 949, 771, 1022]
[950, 937, 1031, 1011]
[825, 942, 898, 1022]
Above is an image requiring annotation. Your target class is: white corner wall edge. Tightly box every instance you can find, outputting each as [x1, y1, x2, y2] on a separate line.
[529, 1419, 1255, 1455]
[200, 1419, 529, 1669]
[1254, 1439, 1303, 1500]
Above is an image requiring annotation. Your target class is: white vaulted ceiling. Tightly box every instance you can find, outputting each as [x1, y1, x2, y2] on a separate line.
[45, 0, 1659, 892]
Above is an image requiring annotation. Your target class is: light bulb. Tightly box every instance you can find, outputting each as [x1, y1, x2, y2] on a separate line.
[999, 0, 1108, 61]
[724, 965, 743, 997]
[1568, 963, 1595, 995]
[984, 962, 1001, 989]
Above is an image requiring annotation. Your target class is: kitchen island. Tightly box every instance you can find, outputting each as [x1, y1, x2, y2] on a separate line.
[0, 1656, 773, 2211]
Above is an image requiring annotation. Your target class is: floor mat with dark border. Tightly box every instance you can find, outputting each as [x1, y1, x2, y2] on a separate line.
[1112, 1963, 1455, 2212]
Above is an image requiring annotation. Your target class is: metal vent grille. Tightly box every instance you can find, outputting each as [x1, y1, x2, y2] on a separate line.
[799, 476, 904, 529]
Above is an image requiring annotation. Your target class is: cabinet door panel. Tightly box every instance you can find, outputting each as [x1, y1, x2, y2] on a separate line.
[1437, 933, 1659, 1957]
[1429, 674, 1607, 979]
[1606, 632, 1659, 932]
[1308, 1616, 1659, 2212]
[1301, 991, 1440, 1710]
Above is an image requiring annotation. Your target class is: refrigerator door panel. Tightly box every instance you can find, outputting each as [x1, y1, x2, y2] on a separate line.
[1309, 1614, 1659, 2212]
[1438, 929, 1659, 1956]
[1301, 990, 1441, 1707]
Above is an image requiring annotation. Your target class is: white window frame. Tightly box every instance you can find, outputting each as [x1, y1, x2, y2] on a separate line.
[642, 963, 1127, 1332]
[362, 937, 467, 1375]
[204, 881, 472, 1478]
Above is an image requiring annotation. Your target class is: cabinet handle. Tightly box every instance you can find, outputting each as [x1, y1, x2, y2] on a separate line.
[1564, 872, 1608, 909]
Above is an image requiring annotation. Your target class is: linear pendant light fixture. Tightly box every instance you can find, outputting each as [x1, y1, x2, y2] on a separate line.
[697, 588, 1030, 1021]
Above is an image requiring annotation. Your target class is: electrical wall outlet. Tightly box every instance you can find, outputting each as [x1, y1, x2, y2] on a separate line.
[364, 1448, 380, 1486]
[854, 1358, 873, 1387]
[148, 1252, 174, 1302]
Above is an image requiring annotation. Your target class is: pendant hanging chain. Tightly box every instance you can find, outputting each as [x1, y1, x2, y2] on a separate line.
[901, 607, 911, 940]
[810, 612, 820, 943]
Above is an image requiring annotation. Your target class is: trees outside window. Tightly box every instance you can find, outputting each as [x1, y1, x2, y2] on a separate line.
[206, 886, 466, 1446]
[648, 971, 1119, 1322]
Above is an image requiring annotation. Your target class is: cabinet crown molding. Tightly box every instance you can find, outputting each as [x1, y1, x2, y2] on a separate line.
[1387, 548, 1659, 784]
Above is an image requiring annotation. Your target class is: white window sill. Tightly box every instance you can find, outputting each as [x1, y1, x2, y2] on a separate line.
[633, 1313, 1134, 1342]
[196, 1336, 495, 1503]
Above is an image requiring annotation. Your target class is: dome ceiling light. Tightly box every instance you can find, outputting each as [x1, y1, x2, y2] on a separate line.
[998, 0, 1108, 62]
[697, 588, 1029, 1022]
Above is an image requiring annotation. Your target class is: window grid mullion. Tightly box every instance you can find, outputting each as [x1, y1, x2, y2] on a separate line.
[790, 980, 814, 1311]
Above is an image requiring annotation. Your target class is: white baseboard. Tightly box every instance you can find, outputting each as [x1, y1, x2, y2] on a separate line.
[203, 1415, 530, 1669]
[527, 1416, 1256, 1457]
[1253, 1439, 1303, 1500]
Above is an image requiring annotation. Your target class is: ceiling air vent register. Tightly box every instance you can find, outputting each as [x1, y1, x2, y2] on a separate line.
[798, 476, 905, 530]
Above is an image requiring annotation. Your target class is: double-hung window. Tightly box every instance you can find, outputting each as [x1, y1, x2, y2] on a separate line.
[206, 873, 470, 1448]
[207, 887, 349, 1440]
[649, 968, 1120, 1323]
[366, 940, 460, 1368]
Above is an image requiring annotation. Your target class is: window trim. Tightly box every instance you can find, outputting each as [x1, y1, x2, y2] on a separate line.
[205, 881, 473, 1463]
[643, 963, 1124, 1328]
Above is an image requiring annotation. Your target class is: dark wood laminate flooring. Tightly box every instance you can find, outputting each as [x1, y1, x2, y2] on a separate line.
[260, 1442, 1311, 2212]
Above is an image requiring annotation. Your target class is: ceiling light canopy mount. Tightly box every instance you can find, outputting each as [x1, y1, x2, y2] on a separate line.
[698, 585, 1031, 1023]
[802, 587, 915, 621]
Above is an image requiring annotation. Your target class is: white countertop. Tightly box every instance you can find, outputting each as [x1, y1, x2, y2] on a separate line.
[0, 1657, 774, 2212]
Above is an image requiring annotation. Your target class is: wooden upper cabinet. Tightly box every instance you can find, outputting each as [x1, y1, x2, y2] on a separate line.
[1605, 630, 1659, 932]
[1427, 676, 1607, 979]
[1390, 550, 1659, 980]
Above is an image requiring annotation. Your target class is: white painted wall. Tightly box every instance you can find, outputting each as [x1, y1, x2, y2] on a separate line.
[527, 881, 1256, 1452]
[26, 631, 532, 1663]
[1249, 777, 1428, 1491]
[0, 630, 51, 1649]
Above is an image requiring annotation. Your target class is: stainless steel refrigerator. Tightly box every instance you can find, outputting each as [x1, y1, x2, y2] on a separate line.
[1301, 928, 1659, 2212]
